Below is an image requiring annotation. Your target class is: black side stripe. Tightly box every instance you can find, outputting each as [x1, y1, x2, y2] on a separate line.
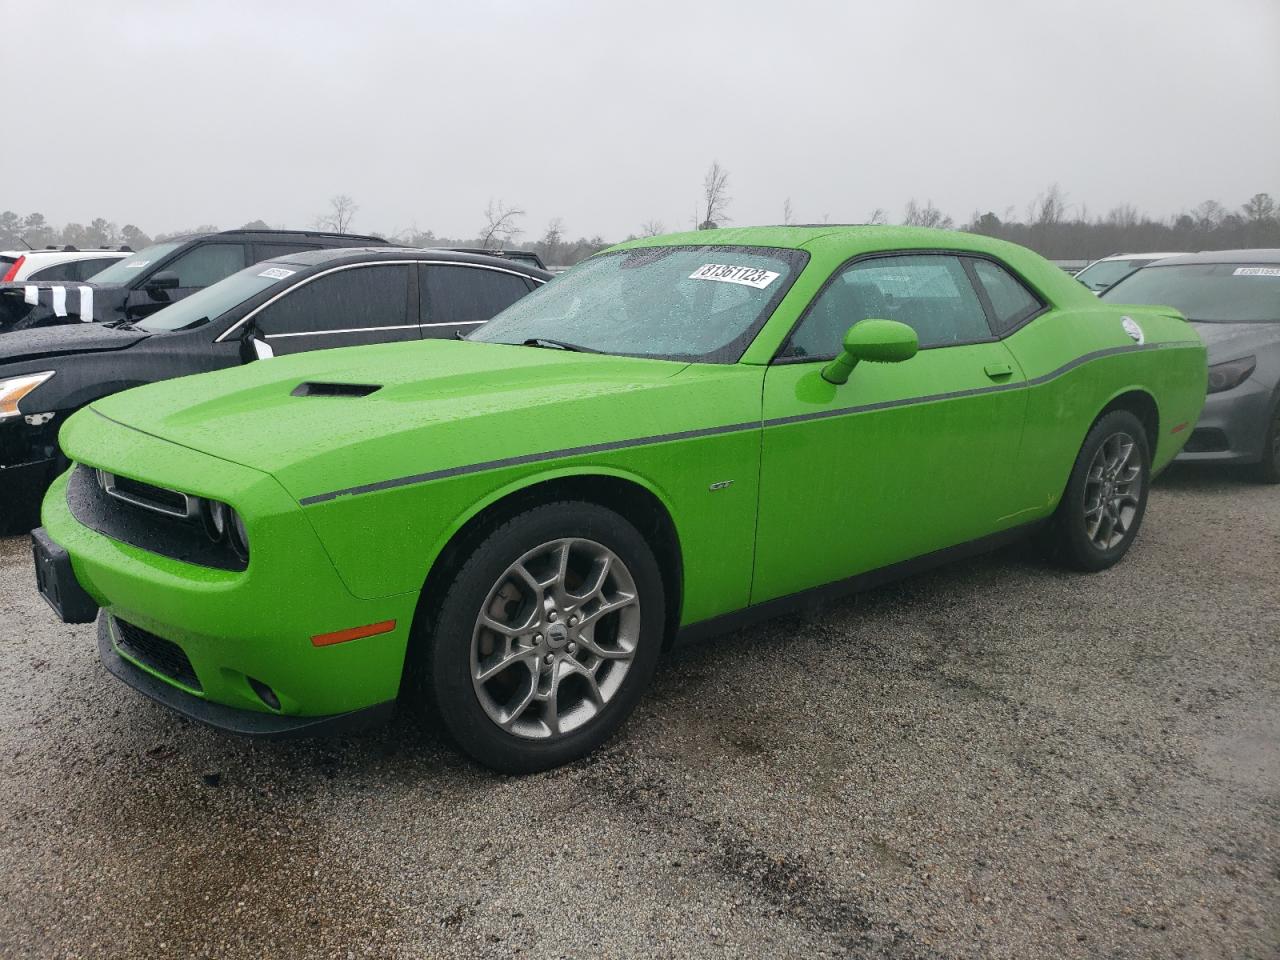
[298, 340, 1200, 506]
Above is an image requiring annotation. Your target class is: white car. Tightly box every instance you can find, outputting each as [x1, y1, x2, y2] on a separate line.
[1074, 252, 1187, 295]
[0, 246, 132, 283]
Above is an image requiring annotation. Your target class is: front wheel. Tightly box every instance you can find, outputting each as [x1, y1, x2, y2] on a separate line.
[1047, 409, 1151, 572]
[413, 500, 665, 774]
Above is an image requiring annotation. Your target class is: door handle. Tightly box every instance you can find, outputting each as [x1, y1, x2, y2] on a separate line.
[984, 362, 1014, 379]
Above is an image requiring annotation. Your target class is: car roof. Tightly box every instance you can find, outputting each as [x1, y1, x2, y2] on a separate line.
[268, 245, 553, 277]
[1147, 249, 1280, 266]
[0, 248, 130, 257]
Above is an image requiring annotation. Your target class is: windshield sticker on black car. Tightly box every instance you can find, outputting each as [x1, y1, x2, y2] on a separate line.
[51, 285, 67, 318]
[258, 267, 296, 280]
[1233, 267, 1280, 277]
[688, 264, 780, 289]
[1121, 316, 1144, 345]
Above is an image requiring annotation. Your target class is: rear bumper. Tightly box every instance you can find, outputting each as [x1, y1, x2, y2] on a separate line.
[98, 614, 397, 738]
[1177, 377, 1276, 465]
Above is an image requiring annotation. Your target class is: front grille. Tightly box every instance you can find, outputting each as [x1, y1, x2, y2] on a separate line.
[67, 464, 246, 572]
[1183, 428, 1229, 453]
[112, 617, 202, 691]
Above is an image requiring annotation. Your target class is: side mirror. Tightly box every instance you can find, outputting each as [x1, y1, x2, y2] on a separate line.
[821, 319, 918, 385]
[252, 337, 275, 360]
[145, 270, 180, 293]
[238, 322, 275, 362]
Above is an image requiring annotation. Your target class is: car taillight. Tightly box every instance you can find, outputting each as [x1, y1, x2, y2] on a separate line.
[1, 256, 24, 281]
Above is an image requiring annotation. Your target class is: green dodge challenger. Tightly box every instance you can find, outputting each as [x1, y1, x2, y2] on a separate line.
[32, 226, 1206, 772]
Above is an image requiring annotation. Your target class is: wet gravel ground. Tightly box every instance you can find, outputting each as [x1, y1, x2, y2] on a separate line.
[0, 465, 1276, 959]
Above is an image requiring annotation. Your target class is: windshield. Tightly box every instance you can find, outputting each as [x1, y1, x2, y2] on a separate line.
[86, 242, 184, 284]
[467, 245, 807, 362]
[1103, 263, 1280, 323]
[1075, 258, 1158, 293]
[136, 262, 302, 332]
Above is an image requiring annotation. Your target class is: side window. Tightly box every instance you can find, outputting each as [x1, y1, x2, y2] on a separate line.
[28, 261, 80, 281]
[254, 242, 318, 262]
[161, 243, 247, 288]
[255, 265, 409, 336]
[420, 264, 532, 326]
[74, 257, 122, 281]
[783, 254, 991, 358]
[970, 259, 1042, 334]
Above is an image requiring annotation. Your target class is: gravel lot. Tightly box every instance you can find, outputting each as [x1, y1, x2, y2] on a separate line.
[0, 465, 1276, 959]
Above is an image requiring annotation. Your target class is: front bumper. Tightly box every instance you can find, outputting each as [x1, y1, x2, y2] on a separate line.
[41, 411, 423, 726]
[98, 615, 396, 738]
[1177, 376, 1277, 465]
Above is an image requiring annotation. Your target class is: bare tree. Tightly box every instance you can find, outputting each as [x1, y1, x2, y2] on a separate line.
[537, 217, 565, 264]
[782, 197, 794, 226]
[1194, 200, 1226, 227]
[315, 194, 357, 234]
[1030, 184, 1067, 227]
[902, 199, 953, 229]
[639, 219, 666, 237]
[699, 161, 731, 230]
[480, 199, 525, 250]
[1105, 204, 1141, 229]
[866, 207, 888, 226]
[1242, 192, 1277, 223]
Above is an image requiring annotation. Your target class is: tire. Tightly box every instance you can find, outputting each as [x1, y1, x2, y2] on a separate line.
[1252, 399, 1280, 484]
[1046, 409, 1151, 572]
[412, 500, 666, 774]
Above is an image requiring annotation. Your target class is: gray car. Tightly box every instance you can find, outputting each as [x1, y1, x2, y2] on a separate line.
[1102, 249, 1280, 482]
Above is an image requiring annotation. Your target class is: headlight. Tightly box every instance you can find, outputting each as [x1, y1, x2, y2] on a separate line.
[1207, 355, 1255, 394]
[0, 371, 55, 421]
[198, 498, 249, 561]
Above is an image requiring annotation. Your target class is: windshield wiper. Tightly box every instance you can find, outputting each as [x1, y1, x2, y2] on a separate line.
[520, 337, 600, 354]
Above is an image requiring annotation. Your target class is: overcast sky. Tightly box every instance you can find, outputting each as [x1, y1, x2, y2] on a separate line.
[9, 0, 1279, 240]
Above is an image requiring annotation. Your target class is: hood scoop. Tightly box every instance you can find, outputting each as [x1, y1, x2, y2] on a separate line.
[291, 381, 382, 398]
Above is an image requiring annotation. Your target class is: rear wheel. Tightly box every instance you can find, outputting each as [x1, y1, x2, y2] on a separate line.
[1047, 409, 1151, 571]
[1252, 400, 1280, 484]
[413, 500, 665, 773]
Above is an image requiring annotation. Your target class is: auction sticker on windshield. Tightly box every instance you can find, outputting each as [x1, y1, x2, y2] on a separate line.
[1233, 267, 1280, 277]
[258, 267, 296, 280]
[688, 264, 780, 289]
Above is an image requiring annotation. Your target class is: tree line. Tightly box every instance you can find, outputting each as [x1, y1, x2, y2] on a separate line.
[3, 176, 1276, 268]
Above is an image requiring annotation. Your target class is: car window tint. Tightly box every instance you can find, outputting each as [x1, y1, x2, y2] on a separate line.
[420, 264, 531, 326]
[28, 261, 80, 281]
[73, 257, 121, 281]
[163, 243, 247, 288]
[255, 242, 318, 261]
[971, 259, 1042, 333]
[255, 264, 409, 335]
[784, 254, 991, 358]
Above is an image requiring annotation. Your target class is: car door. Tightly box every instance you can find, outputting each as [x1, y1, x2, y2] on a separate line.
[251, 262, 418, 356]
[751, 252, 1030, 604]
[124, 242, 249, 319]
[418, 262, 537, 337]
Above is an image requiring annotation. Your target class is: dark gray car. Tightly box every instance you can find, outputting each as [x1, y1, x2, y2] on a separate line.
[1102, 249, 1280, 482]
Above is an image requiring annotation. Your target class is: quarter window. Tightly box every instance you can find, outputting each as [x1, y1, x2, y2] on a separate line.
[421, 264, 532, 326]
[255, 264, 410, 336]
[162, 243, 247, 288]
[783, 254, 991, 358]
[970, 259, 1042, 333]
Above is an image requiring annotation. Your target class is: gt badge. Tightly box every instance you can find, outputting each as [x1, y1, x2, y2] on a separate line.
[1121, 316, 1145, 345]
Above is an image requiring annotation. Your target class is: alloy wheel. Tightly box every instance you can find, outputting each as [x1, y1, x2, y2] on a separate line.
[1083, 431, 1143, 550]
[470, 538, 640, 739]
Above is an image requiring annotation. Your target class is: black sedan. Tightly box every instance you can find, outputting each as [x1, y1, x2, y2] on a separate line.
[0, 246, 550, 530]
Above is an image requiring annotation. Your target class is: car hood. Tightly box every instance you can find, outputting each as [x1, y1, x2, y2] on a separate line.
[0, 323, 149, 366]
[1190, 321, 1280, 360]
[87, 339, 758, 503]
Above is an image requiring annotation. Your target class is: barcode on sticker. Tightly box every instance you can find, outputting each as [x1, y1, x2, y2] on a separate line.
[1233, 266, 1280, 277]
[258, 267, 296, 280]
[689, 264, 780, 289]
